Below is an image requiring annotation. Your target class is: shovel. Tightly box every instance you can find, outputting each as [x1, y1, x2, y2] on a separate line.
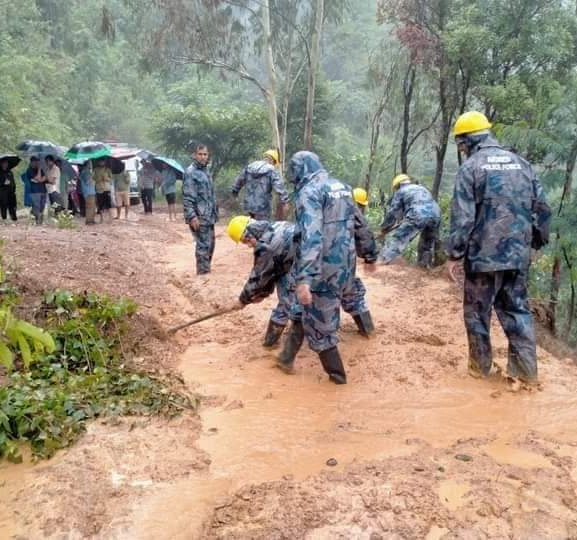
[167, 306, 236, 335]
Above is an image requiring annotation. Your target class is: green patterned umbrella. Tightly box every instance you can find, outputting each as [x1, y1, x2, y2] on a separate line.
[65, 141, 111, 162]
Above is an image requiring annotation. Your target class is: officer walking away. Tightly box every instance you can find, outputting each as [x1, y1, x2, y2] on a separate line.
[445, 111, 552, 384]
[183, 143, 218, 275]
[226, 216, 298, 348]
[232, 149, 289, 221]
[341, 187, 378, 336]
[378, 174, 440, 268]
[279, 151, 366, 385]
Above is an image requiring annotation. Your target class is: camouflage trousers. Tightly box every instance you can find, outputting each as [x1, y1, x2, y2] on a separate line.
[463, 270, 537, 381]
[341, 277, 368, 316]
[379, 217, 439, 267]
[270, 274, 291, 326]
[191, 224, 215, 275]
[289, 288, 351, 353]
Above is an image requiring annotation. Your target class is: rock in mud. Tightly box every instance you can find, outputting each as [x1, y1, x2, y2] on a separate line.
[326, 458, 338, 467]
[455, 454, 473, 462]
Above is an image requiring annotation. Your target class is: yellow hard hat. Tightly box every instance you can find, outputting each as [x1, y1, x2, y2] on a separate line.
[392, 173, 411, 191]
[227, 215, 252, 243]
[353, 187, 369, 206]
[453, 111, 492, 137]
[263, 149, 280, 165]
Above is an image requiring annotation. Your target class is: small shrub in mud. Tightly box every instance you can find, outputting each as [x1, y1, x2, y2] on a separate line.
[53, 208, 77, 230]
[0, 287, 197, 463]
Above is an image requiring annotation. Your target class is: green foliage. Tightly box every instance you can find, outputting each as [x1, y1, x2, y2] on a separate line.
[54, 209, 77, 230]
[0, 280, 195, 462]
[0, 251, 55, 372]
[152, 104, 269, 178]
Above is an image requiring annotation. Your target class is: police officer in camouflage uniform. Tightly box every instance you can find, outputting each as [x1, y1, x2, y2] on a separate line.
[340, 187, 377, 336]
[446, 111, 551, 383]
[232, 149, 290, 220]
[226, 216, 298, 348]
[183, 143, 219, 275]
[277, 151, 376, 384]
[379, 174, 441, 268]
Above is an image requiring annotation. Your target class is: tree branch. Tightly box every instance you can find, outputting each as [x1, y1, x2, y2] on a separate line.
[170, 55, 268, 97]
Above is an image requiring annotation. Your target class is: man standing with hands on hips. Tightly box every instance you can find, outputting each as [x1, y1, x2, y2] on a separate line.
[183, 143, 218, 275]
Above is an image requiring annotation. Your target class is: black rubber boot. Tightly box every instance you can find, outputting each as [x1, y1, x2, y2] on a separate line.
[263, 320, 286, 348]
[319, 347, 347, 384]
[276, 321, 304, 373]
[352, 311, 375, 337]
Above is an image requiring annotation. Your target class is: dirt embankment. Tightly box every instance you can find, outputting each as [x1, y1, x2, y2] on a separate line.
[1, 213, 577, 539]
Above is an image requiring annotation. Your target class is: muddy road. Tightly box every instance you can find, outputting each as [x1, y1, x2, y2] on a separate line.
[1, 213, 577, 539]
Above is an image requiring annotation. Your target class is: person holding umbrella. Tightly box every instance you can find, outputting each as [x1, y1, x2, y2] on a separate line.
[45, 155, 64, 215]
[150, 156, 184, 221]
[93, 158, 113, 224]
[79, 162, 96, 225]
[28, 157, 48, 225]
[138, 160, 159, 215]
[0, 155, 20, 222]
[160, 162, 176, 221]
[112, 161, 131, 220]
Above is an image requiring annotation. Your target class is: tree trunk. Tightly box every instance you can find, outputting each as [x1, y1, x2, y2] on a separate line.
[431, 62, 453, 200]
[280, 16, 295, 173]
[563, 248, 576, 336]
[400, 64, 416, 173]
[303, 0, 324, 150]
[262, 0, 281, 152]
[547, 136, 577, 333]
[364, 114, 382, 193]
[549, 242, 561, 335]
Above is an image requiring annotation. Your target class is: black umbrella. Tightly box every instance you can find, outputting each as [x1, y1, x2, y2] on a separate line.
[136, 149, 156, 161]
[0, 154, 21, 170]
[106, 157, 125, 174]
[17, 140, 61, 157]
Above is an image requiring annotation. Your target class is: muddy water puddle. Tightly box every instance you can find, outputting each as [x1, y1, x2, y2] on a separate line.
[125, 340, 577, 538]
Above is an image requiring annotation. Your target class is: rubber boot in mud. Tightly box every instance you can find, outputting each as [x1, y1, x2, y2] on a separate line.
[506, 351, 538, 386]
[319, 347, 347, 384]
[353, 311, 375, 337]
[276, 321, 304, 373]
[263, 320, 286, 348]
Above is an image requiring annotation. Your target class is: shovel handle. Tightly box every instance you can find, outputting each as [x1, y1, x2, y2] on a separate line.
[167, 307, 234, 334]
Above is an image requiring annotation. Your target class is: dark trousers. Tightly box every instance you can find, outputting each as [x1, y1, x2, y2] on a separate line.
[68, 193, 79, 215]
[30, 193, 46, 224]
[141, 188, 154, 213]
[78, 193, 86, 217]
[191, 224, 215, 274]
[48, 191, 64, 215]
[0, 189, 17, 220]
[463, 270, 537, 381]
[417, 224, 438, 268]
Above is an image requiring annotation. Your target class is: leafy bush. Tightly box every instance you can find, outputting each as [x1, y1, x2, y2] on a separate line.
[0, 283, 196, 462]
[54, 209, 77, 230]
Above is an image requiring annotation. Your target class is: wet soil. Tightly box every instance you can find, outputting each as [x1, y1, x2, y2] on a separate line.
[1, 212, 577, 539]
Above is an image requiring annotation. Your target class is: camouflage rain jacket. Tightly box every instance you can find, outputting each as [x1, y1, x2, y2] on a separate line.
[232, 160, 289, 219]
[289, 151, 362, 294]
[239, 220, 298, 305]
[446, 136, 551, 273]
[183, 160, 218, 225]
[381, 183, 441, 233]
